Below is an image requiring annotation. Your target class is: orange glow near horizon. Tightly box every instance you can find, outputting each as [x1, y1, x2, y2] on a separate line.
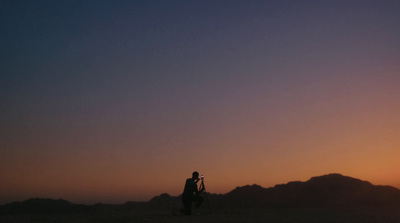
[2, 97, 400, 204]
[2, 76, 400, 204]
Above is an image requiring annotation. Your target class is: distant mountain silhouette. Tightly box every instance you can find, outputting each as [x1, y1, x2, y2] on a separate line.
[0, 198, 85, 214]
[2, 174, 399, 213]
[225, 173, 400, 207]
[0, 198, 148, 214]
[148, 193, 181, 209]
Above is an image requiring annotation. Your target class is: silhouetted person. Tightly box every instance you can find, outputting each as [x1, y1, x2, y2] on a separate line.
[180, 171, 204, 215]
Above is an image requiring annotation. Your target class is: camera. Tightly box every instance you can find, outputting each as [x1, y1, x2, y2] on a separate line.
[201, 175, 204, 180]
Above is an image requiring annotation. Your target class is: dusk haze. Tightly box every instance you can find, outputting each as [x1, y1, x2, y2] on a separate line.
[1, 0, 399, 206]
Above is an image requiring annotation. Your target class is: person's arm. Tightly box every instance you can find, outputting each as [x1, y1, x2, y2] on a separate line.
[193, 181, 203, 196]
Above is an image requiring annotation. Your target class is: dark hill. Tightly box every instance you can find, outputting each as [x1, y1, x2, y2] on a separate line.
[0, 198, 86, 214]
[226, 173, 400, 207]
[148, 193, 181, 209]
[2, 174, 400, 213]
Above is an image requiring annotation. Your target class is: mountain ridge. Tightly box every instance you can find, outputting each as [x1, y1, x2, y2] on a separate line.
[2, 173, 400, 213]
[224, 173, 400, 207]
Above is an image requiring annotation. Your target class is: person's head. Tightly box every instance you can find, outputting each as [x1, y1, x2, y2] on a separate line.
[192, 171, 199, 179]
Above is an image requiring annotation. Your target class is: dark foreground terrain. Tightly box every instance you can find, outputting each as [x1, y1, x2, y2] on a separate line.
[1, 207, 400, 223]
[2, 174, 400, 222]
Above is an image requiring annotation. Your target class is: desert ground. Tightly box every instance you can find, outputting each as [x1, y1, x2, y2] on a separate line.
[1, 207, 400, 223]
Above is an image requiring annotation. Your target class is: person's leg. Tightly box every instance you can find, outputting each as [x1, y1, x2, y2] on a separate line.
[183, 200, 192, 215]
[181, 196, 192, 215]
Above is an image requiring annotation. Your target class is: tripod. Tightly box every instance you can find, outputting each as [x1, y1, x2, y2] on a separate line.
[200, 177, 210, 210]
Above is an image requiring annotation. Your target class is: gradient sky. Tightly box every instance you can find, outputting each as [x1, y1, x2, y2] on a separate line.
[1, 0, 400, 204]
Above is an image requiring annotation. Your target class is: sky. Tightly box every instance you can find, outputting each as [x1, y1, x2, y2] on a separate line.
[1, 0, 400, 204]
